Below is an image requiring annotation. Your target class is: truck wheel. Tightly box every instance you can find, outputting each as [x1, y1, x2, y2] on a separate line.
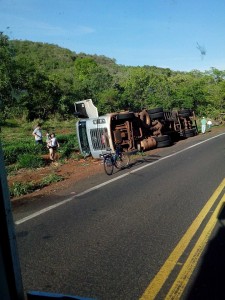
[178, 109, 191, 118]
[116, 113, 135, 120]
[153, 135, 170, 142]
[157, 139, 171, 148]
[149, 111, 164, 120]
[178, 109, 191, 114]
[192, 127, 198, 135]
[153, 135, 171, 148]
[148, 107, 163, 114]
[184, 129, 195, 137]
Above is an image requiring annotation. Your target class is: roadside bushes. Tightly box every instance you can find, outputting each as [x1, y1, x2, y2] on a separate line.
[10, 173, 63, 197]
[57, 133, 79, 159]
[17, 153, 45, 169]
[3, 133, 79, 166]
[3, 142, 44, 165]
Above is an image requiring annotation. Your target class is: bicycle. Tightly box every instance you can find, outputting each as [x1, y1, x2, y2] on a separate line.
[101, 145, 130, 175]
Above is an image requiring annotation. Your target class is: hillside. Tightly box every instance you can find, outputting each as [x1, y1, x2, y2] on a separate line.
[1, 33, 225, 124]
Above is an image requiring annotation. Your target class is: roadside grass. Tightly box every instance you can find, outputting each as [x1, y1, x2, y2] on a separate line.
[0, 118, 85, 198]
[1, 118, 81, 172]
[9, 173, 64, 198]
[10, 182, 35, 198]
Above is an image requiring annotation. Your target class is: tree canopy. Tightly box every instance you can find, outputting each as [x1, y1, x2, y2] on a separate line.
[0, 33, 225, 121]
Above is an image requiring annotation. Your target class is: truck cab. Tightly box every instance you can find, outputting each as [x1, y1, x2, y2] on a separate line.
[75, 99, 150, 158]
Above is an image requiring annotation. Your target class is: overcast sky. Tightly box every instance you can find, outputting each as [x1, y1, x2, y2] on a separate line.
[1, 0, 225, 71]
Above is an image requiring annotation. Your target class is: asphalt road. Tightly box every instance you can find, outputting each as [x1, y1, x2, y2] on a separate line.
[13, 129, 225, 300]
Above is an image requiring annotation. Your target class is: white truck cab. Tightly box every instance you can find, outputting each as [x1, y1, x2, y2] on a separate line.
[76, 114, 115, 158]
[75, 99, 144, 158]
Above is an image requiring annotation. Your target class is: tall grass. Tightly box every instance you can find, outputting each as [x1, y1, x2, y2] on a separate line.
[9, 173, 63, 197]
[1, 118, 80, 168]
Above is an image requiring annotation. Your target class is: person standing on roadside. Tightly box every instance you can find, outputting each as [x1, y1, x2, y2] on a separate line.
[207, 119, 212, 130]
[47, 133, 59, 161]
[201, 117, 207, 134]
[32, 124, 43, 144]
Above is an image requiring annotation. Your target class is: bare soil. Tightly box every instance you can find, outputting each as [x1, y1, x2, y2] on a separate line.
[8, 155, 103, 201]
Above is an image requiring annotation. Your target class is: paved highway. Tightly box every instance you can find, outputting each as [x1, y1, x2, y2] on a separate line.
[13, 130, 225, 299]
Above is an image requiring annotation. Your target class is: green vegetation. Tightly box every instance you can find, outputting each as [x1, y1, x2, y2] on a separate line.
[0, 33, 225, 193]
[17, 153, 45, 169]
[40, 173, 63, 186]
[9, 173, 63, 197]
[0, 32, 225, 124]
[1, 31, 225, 197]
[1, 118, 79, 172]
[10, 181, 35, 198]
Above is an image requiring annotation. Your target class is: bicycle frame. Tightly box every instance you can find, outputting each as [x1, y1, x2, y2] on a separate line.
[100, 146, 129, 175]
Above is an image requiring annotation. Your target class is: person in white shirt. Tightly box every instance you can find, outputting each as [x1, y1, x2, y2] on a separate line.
[207, 120, 212, 130]
[47, 133, 59, 161]
[32, 124, 43, 144]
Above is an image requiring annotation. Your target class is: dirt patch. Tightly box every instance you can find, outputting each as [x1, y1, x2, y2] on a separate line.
[8, 156, 103, 200]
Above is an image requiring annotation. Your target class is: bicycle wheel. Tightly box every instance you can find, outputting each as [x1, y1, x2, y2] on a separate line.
[104, 156, 114, 175]
[115, 153, 130, 169]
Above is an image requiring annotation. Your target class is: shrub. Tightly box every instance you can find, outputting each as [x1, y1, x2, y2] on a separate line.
[57, 133, 76, 144]
[17, 153, 45, 169]
[60, 144, 74, 158]
[10, 182, 35, 197]
[40, 174, 63, 187]
[9, 174, 63, 198]
[3, 142, 45, 165]
[57, 133, 79, 159]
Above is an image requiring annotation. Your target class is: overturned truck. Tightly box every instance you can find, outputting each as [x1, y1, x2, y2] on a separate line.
[75, 99, 198, 159]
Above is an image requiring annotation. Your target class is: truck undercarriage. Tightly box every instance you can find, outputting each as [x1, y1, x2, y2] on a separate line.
[75, 99, 198, 158]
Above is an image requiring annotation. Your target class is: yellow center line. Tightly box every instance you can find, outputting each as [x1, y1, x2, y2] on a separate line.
[140, 178, 225, 300]
[166, 193, 225, 299]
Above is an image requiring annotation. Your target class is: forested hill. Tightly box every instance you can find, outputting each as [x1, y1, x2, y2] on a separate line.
[1, 32, 225, 122]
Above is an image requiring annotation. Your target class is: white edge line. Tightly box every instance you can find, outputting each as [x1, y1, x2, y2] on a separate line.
[15, 132, 225, 225]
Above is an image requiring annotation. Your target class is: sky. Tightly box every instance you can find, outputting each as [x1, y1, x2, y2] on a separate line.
[1, 0, 225, 72]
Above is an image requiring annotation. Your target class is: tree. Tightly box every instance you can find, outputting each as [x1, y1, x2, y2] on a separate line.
[0, 32, 15, 120]
[97, 88, 120, 115]
[73, 57, 113, 105]
[119, 67, 150, 111]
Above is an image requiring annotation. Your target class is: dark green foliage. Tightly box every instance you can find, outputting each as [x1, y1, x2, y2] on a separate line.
[10, 182, 35, 197]
[57, 133, 78, 158]
[0, 33, 16, 120]
[57, 133, 76, 144]
[0, 32, 224, 122]
[9, 173, 63, 197]
[17, 153, 45, 169]
[3, 142, 43, 165]
[2, 126, 79, 167]
[40, 174, 63, 186]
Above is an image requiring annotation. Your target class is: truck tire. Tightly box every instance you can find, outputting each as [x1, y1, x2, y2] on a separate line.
[178, 109, 191, 114]
[184, 129, 195, 137]
[156, 139, 171, 148]
[178, 109, 191, 118]
[148, 107, 163, 114]
[153, 135, 169, 141]
[153, 135, 171, 148]
[116, 112, 135, 120]
[148, 111, 164, 120]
